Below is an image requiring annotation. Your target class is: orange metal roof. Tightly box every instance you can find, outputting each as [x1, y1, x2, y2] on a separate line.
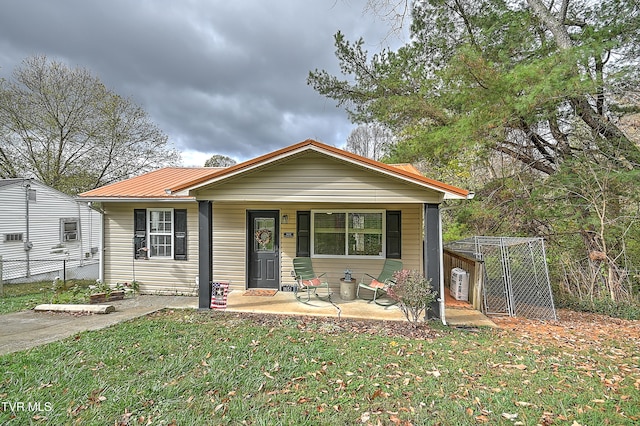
[79, 167, 223, 199]
[79, 139, 469, 200]
[389, 163, 422, 175]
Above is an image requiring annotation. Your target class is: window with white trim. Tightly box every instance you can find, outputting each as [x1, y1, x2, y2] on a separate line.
[148, 209, 173, 257]
[311, 210, 385, 258]
[134, 209, 188, 260]
[60, 218, 79, 242]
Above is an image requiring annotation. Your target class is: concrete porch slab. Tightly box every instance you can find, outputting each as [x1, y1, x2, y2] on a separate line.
[222, 290, 496, 327]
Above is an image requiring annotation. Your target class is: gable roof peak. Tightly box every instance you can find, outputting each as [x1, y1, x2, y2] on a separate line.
[173, 139, 469, 199]
[78, 139, 470, 200]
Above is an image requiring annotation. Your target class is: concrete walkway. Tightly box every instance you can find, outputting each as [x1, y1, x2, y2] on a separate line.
[0, 296, 197, 355]
[0, 292, 495, 356]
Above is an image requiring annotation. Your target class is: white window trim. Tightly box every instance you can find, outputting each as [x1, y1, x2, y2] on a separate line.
[60, 218, 79, 243]
[311, 209, 386, 259]
[147, 208, 174, 258]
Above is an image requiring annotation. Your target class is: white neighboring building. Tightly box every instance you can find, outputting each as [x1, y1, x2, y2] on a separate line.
[0, 179, 102, 283]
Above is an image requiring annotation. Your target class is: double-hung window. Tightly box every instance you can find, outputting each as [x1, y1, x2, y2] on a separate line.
[134, 208, 188, 260]
[311, 210, 385, 258]
[149, 209, 173, 257]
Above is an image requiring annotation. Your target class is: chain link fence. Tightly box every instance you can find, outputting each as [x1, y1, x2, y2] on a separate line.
[0, 258, 99, 286]
[445, 236, 557, 321]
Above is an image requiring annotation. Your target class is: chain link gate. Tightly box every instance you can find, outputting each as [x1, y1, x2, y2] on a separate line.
[445, 237, 557, 321]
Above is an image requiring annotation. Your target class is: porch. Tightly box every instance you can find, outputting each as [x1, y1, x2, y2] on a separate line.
[219, 290, 496, 328]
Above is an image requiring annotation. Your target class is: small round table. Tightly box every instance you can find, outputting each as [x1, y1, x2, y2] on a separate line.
[339, 279, 356, 301]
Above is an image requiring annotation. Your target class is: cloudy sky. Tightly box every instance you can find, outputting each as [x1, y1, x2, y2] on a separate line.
[0, 1, 406, 166]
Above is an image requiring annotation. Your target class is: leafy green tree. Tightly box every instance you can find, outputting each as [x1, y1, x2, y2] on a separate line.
[0, 55, 180, 195]
[534, 141, 640, 303]
[309, 0, 640, 173]
[204, 154, 236, 168]
[309, 0, 640, 306]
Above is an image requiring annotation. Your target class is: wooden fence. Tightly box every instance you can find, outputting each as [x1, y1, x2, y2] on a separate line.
[443, 248, 484, 311]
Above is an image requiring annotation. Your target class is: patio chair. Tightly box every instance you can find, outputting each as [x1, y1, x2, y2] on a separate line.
[357, 259, 403, 306]
[292, 257, 331, 303]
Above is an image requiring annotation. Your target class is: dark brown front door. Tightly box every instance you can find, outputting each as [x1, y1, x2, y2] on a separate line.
[247, 210, 279, 289]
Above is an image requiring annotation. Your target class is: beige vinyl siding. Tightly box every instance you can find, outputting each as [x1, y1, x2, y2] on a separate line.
[195, 153, 444, 204]
[102, 202, 199, 295]
[212, 202, 424, 292]
[211, 202, 248, 291]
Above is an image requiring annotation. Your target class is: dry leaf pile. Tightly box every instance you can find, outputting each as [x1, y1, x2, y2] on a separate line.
[491, 308, 640, 349]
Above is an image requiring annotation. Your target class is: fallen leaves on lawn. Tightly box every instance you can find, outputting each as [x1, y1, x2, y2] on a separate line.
[490, 308, 640, 425]
[491, 308, 640, 350]
[216, 312, 444, 340]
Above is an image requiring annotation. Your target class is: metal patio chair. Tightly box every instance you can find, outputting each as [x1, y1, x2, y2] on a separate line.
[357, 259, 403, 306]
[292, 257, 331, 304]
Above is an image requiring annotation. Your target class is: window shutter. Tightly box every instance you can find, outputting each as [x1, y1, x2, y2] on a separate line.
[134, 209, 147, 259]
[296, 211, 311, 257]
[386, 210, 401, 259]
[174, 209, 187, 260]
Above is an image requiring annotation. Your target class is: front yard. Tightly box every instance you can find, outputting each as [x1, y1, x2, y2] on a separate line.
[1, 308, 638, 425]
[0, 280, 121, 315]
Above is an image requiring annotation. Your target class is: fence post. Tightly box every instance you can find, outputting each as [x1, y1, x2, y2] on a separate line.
[0, 255, 3, 297]
[473, 260, 483, 311]
[63, 259, 67, 284]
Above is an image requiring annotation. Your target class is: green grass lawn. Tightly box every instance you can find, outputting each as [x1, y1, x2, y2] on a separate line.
[0, 280, 97, 315]
[1, 310, 638, 425]
[0, 282, 52, 315]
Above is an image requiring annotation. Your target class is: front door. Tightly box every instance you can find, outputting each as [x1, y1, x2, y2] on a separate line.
[247, 210, 279, 289]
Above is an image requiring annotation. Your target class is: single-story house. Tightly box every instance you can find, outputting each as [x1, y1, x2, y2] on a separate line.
[79, 140, 470, 320]
[0, 178, 102, 282]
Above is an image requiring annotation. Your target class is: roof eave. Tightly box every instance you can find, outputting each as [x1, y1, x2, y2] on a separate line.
[443, 193, 470, 200]
[77, 196, 197, 203]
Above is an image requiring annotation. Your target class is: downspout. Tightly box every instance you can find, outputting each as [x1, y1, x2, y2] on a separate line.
[436, 192, 474, 326]
[77, 200, 84, 266]
[438, 206, 447, 326]
[99, 205, 104, 283]
[87, 202, 104, 283]
[24, 179, 32, 277]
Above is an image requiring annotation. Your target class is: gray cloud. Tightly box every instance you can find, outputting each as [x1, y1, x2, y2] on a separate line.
[0, 0, 402, 164]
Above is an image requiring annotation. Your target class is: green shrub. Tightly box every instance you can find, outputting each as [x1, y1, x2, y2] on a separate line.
[388, 269, 436, 326]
